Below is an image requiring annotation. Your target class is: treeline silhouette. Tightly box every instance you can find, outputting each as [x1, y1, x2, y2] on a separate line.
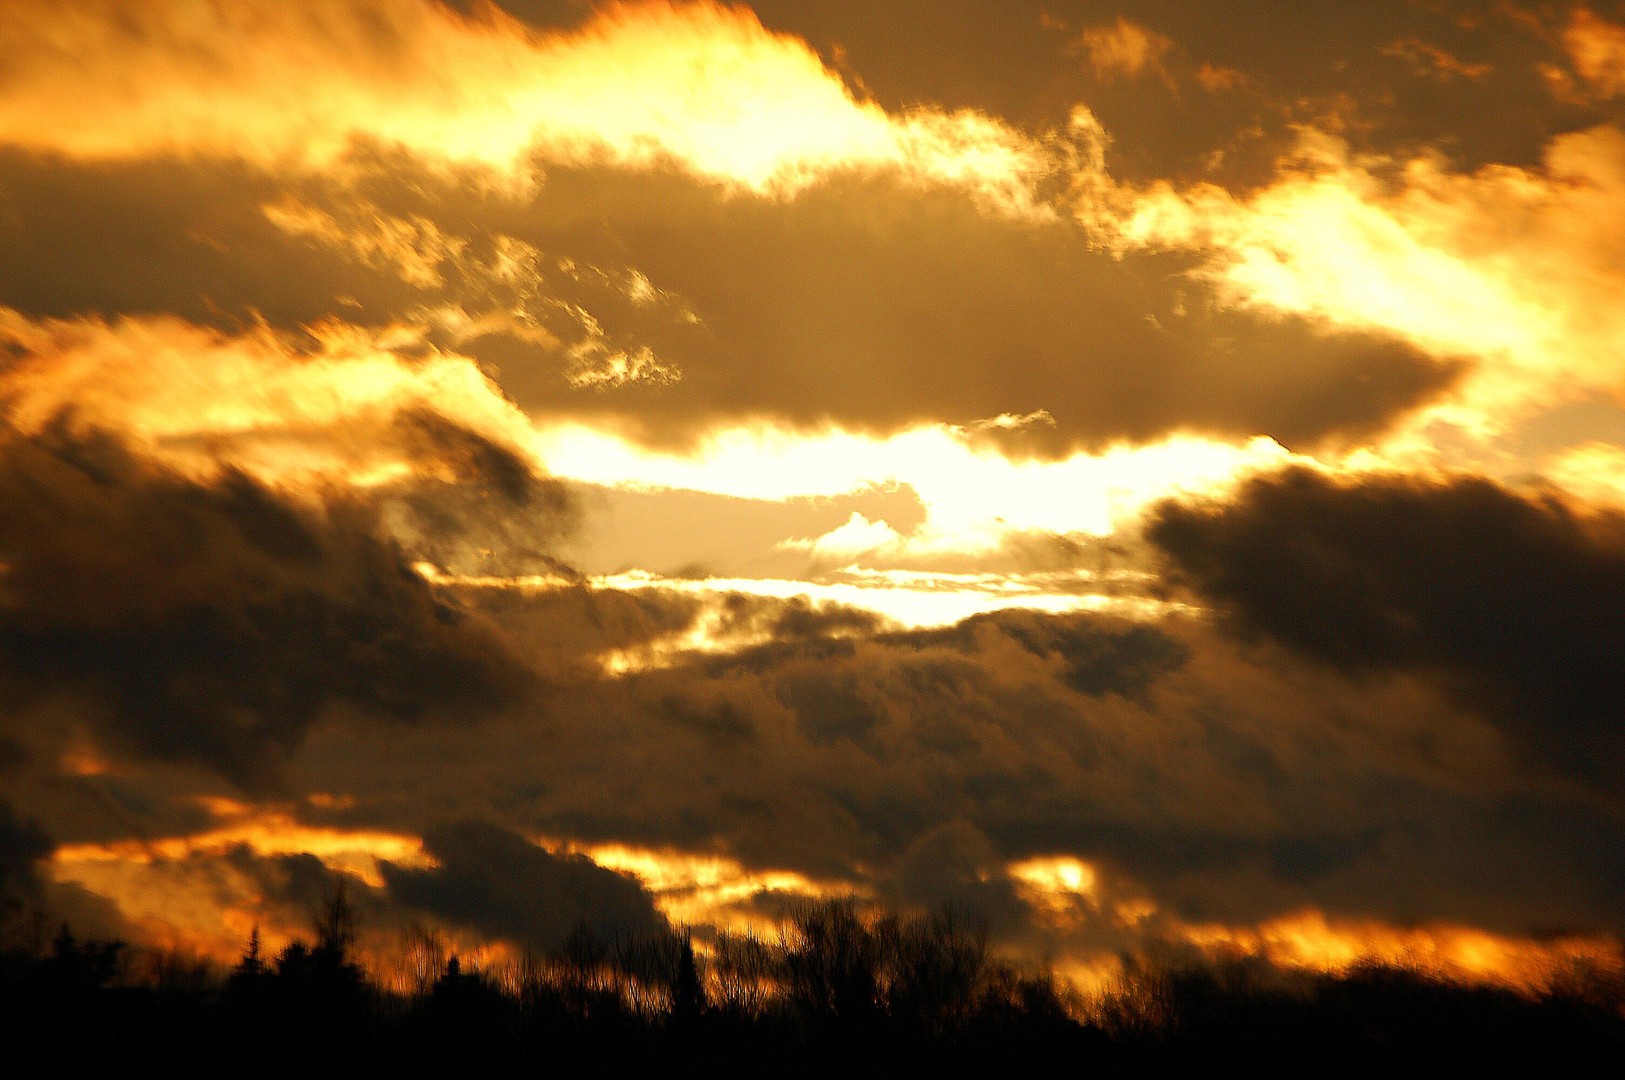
[2, 891, 1621, 1076]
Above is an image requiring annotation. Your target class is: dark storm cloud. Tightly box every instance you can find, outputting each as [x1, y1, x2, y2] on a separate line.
[0, 148, 681, 389]
[212, 845, 399, 935]
[766, 596, 886, 642]
[5, 769, 224, 852]
[4, 0, 1621, 966]
[0, 800, 52, 900]
[299, 611, 1202, 876]
[9, 98, 1490, 467]
[891, 608, 1190, 699]
[879, 820, 1031, 935]
[480, 163, 1456, 455]
[0, 146, 1458, 457]
[435, 580, 888, 686]
[0, 420, 534, 786]
[1147, 466, 1625, 792]
[380, 819, 667, 950]
[0, 800, 134, 943]
[371, 408, 580, 578]
[0, 151, 414, 330]
[453, 582, 708, 666]
[284, 604, 1622, 937]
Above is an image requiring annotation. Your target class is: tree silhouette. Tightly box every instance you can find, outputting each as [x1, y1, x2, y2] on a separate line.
[711, 929, 774, 1019]
[43, 923, 124, 995]
[780, 899, 885, 1026]
[1, 896, 1619, 1073]
[314, 878, 357, 961]
[671, 930, 704, 1024]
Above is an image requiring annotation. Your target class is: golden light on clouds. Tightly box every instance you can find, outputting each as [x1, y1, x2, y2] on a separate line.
[594, 569, 1128, 629]
[1009, 855, 1105, 930]
[1010, 857, 1623, 998]
[1180, 911, 1623, 997]
[1563, 8, 1625, 100]
[1073, 17, 1174, 84]
[543, 838, 841, 932]
[423, 566, 1182, 660]
[1113, 122, 1625, 438]
[0, 296, 1322, 649]
[51, 812, 431, 887]
[535, 421, 1299, 547]
[45, 808, 432, 962]
[0, 0, 1055, 207]
[260, 196, 466, 291]
[583, 586, 820, 673]
[47, 822, 1622, 997]
[1381, 38, 1493, 82]
[0, 308, 542, 491]
[3, 0, 1623, 1025]
[1546, 441, 1625, 507]
[0, 304, 1307, 583]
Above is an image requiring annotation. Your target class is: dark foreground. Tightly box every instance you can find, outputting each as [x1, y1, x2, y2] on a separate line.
[3, 904, 1620, 1077]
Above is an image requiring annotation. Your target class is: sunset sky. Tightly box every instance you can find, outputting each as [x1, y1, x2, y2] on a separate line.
[2, 0, 1623, 992]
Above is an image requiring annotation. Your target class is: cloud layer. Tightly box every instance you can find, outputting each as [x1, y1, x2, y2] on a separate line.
[1149, 466, 1625, 793]
[1, 0, 1620, 989]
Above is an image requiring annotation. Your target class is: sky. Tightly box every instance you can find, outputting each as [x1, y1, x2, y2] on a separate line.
[1, 0, 1623, 992]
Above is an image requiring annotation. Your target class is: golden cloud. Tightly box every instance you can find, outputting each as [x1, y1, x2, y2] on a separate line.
[1177, 909, 1623, 996]
[532, 421, 1300, 551]
[0, 0, 1056, 208]
[1073, 17, 1175, 84]
[1109, 123, 1625, 438]
[0, 308, 543, 491]
[1563, 8, 1625, 100]
[1380, 37, 1492, 81]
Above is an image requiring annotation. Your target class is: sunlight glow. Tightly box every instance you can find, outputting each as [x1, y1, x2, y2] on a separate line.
[0, 0, 1055, 208]
[419, 565, 1186, 671]
[52, 815, 432, 887]
[594, 570, 1145, 630]
[1180, 910, 1623, 995]
[534, 421, 1297, 547]
[539, 838, 847, 932]
[0, 310, 543, 494]
[1114, 125, 1625, 437]
[1546, 441, 1625, 507]
[5, 0, 1622, 1012]
[1009, 855, 1099, 898]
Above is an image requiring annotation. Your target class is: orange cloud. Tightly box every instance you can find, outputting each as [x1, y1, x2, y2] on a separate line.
[1179, 909, 1622, 996]
[1010, 859, 1622, 996]
[0, 305, 1305, 573]
[1381, 37, 1492, 80]
[531, 421, 1298, 550]
[260, 195, 466, 290]
[1193, 63, 1247, 93]
[1109, 123, 1625, 439]
[1073, 17, 1175, 84]
[54, 809, 1620, 997]
[47, 812, 433, 962]
[0, 308, 543, 492]
[53, 815, 429, 886]
[0, 0, 1055, 207]
[1545, 441, 1625, 507]
[1563, 8, 1625, 99]
[542, 837, 843, 931]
